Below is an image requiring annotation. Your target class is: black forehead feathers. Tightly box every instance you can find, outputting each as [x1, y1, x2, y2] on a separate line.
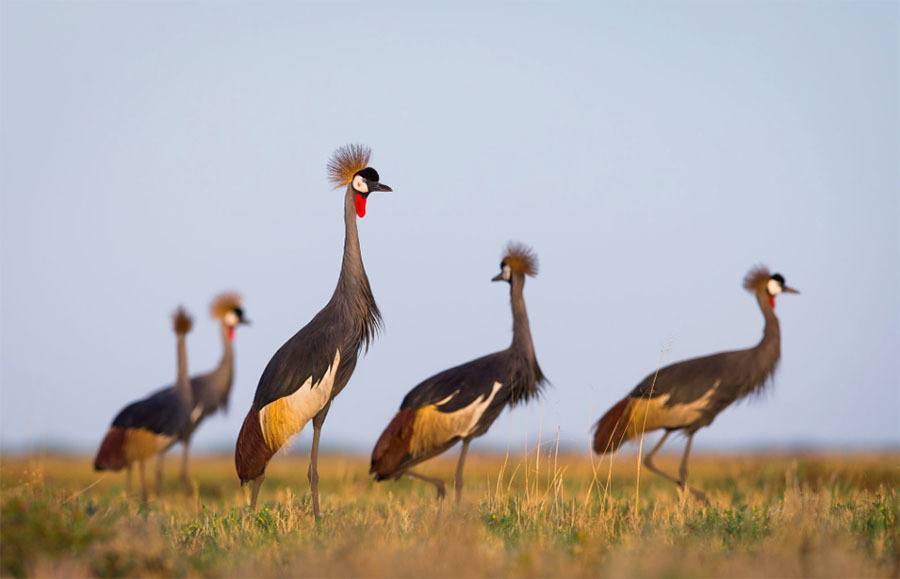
[233, 306, 244, 317]
[356, 167, 380, 182]
[770, 273, 785, 285]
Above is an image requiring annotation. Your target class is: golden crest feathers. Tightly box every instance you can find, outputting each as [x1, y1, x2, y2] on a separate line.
[327, 144, 372, 188]
[503, 242, 539, 277]
[210, 292, 242, 319]
[742, 265, 771, 292]
[172, 307, 193, 335]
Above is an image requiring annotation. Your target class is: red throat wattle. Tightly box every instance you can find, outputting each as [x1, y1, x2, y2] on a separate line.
[768, 295, 776, 309]
[227, 326, 236, 341]
[355, 194, 367, 218]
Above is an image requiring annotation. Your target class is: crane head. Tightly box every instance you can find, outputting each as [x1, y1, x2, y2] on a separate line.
[766, 273, 799, 309]
[172, 307, 193, 336]
[210, 292, 250, 340]
[744, 266, 799, 309]
[492, 242, 538, 283]
[350, 167, 392, 218]
[327, 144, 392, 219]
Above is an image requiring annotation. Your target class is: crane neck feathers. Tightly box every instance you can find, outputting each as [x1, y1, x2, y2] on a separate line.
[175, 334, 192, 407]
[506, 274, 546, 405]
[332, 186, 382, 352]
[737, 289, 782, 400]
[199, 327, 235, 409]
[509, 276, 534, 357]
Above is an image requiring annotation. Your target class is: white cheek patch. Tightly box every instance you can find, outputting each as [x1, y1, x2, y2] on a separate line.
[502, 265, 512, 281]
[224, 311, 239, 327]
[352, 175, 368, 193]
[767, 279, 782, 295]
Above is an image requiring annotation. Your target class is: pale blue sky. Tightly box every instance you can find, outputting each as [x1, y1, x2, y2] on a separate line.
[2, 2, 898, 453]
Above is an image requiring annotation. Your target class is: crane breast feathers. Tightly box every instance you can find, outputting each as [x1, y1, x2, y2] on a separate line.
[408, 381, 502, 457]
[258, 350, 341, 453]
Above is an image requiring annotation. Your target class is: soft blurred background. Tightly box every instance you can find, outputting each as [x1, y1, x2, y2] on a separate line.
[1, 2, 897, 454]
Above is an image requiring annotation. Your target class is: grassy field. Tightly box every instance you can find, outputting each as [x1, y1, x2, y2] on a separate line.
[1, 448, 897, 578]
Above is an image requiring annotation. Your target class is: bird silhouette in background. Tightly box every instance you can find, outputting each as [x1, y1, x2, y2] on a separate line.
[592, 266, 799, 501]
[94, 307, 194, 502]
[235, 144, 392, 517]
[155, 293, 249, 492]
[370, 242, 547, 503]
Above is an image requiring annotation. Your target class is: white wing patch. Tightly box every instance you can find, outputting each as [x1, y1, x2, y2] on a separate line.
[258, 349, 341, 452]
[438, 381, 503, 438]
[409, 382, 504, 456]
[641, 382, 718, 429]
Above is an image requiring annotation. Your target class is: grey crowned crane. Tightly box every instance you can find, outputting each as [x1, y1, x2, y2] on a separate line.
[156, 293, 249, 491]
[370, 243, 547, 503]
[235, 144, 391, 517]
[94, 308, 194, 501]
[592, 266, 799, 500]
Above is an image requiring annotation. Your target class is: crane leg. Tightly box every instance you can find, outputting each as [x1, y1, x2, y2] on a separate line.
[155, 453, 164, 496]
[678, 432, 693, 485]
[642, 431, 682, 487]
[180, 437, 192, 493]
[308, 426, 323, 520]
[454, 438, 471, 504]
[308, 403, 331, 521]
[407, 470, 446, 500]
[249, 475, 264, 511]
[138, 460, 148, 504]
[678, 432, 708, 503]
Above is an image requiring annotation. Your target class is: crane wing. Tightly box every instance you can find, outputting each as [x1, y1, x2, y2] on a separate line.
[371, 352, 510, 479]
[252, 309, 346, 410]
[629, 351, 734, 404]
[111, 389, 188, 437]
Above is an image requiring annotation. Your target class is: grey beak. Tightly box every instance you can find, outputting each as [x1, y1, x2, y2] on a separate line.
[783, 286, 800, 295]
[370, 182, 392, 192]
[491, 273, 504, 282]
[239, 318, 252, 326]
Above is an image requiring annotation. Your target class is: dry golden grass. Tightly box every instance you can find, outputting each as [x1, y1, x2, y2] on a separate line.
[1, 448, 897, 577]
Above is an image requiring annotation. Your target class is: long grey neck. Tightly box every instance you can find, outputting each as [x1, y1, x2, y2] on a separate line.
[509, 275, 536, 361]
[213, 323, 235, 387]
[175, 334, 192, 406]
[333, 187, 369, 302]
[327, 187, 381, 352]
[753, 290, 781, 363]
[219, 324, 234, 365]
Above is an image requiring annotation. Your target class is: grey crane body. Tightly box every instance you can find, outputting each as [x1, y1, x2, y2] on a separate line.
[94, 308, 194, 502]
[151, 294, 247, 492]
[628, 290, 781, 433]
[370, 243, 546, 502]
[252, 183, 380, 411]
[399, 272, 545, 425]
[592, 266, 798, 502]
[235, 145, 390, 518]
